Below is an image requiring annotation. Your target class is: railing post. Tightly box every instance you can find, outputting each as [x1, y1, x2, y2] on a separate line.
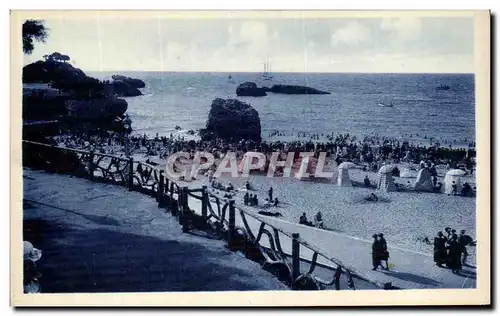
[227, 200, 236, 251]
[178, 187, 184, 224]
[182, 187, 190, 233]
[291, 233, 300, 289]
[201, 185, 208, 219]
[179, 186, 188, 226]
[89, 150, 95, 180]
[334, 265, 342, 291]
[157, 170, 165, 203]
[128, 157, 134, 191]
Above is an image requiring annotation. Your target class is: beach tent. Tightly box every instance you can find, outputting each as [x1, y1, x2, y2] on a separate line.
[444, 169, 466, 194]
[413, 168, 434, 192]
[337, 162, 357, 187]
[377, 165, 397, 192]
[400, 168, 415, 178]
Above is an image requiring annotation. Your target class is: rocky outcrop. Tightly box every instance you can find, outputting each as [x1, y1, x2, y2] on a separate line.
[112, 75, 146, 88]
[23, 60, 87, 84]
[269, 84, 330, 95]
[236, 81, 267, 97]
[235, 82, 330, 97]
[106, 81, 142, 97]
[199, 98, 261, 142]
[23, 93, 68, 120]
[22, 56, 134, 135]
[66, 97, 128, 120]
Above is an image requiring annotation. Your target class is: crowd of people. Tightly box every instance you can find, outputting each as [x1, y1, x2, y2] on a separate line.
[52, 130, 476, 176]
[433, 228, 475, 274]
[299, 211, 324, 229]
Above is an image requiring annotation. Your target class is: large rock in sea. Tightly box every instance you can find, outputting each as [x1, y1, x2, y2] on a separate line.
[66, 97, 128, 120]
[269, 84, 330, 95]
[106, 81, 142, 97]
[200, 98, 261, 142]
[236, 81, 267, 97]
[111, 75, 146, 89]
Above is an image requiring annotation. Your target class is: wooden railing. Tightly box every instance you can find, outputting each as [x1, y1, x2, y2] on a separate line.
[22, 140, 391, 290]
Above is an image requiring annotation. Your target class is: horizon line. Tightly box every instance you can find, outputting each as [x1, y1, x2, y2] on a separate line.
[83, 70, 474, 75]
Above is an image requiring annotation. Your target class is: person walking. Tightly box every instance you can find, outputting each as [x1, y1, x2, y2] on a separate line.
[433, 231, 447, 267]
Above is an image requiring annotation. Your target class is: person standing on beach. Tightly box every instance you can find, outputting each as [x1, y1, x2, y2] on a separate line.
[451, 181, 458, 195]
[433, 231, 447, 267]
[268, 187, 273, 201]
[458, 230, 471, 264]
[243, 192, 249, 206]
[378, 233, 389, 270]
[445, 227, 452, 240]
[446, 234, 462, 274]
[364, 175, 371, 187]
[371, 234, 384, 271]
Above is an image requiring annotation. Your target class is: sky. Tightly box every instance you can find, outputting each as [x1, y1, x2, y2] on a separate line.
[22, 14, 475, 73]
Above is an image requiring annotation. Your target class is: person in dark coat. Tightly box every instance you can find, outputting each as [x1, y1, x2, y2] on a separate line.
[379, 233, 389, 270]
[364, 175, 371, 187]
[299, 213, 308, 225]
[268, 187, 273, 201]
[458, 229, 472, 264]
[243, 192, 249, 206]
[372, 234, 384, 270]
[433, 231, 447, 267]
[445, 227, 452, 239]
[446, 234, 463, 274]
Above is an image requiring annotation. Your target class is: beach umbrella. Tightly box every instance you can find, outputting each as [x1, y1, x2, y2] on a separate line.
[338, 162, 357, 169]
[446, 169, 467, 176]
[378, 164, 395, 174]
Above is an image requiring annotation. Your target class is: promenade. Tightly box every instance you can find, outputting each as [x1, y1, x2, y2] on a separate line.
[23, 169, 288, 292]
[185, 186, 476, 289]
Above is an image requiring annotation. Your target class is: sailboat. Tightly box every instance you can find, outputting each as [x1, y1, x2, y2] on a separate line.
[228, 73, 235, 84]
[262, 59, 274, 80]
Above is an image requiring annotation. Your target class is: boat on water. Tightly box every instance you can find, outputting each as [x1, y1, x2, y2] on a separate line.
[436, 84, 450, 91]
[378, 102, 394, 107]
[228, 73, 235, 84]
[262, 59, 274, 81]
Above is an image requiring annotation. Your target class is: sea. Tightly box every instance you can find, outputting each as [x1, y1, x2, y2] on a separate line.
[90, 72, 475, 147]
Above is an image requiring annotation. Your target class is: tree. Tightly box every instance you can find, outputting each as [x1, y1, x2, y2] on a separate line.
[22, 20, 48, 55]
[43, 52, 70, 63]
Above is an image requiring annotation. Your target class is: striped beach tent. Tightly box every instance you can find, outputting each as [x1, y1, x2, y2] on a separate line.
[377, 165, 397, 192]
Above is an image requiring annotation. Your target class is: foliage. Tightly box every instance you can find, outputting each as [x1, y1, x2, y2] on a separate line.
[43, 52, 70, 63]
[22, 20, 48, 55]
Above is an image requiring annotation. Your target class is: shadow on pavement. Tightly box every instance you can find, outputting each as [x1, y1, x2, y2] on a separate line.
[23, 218, 281, 293]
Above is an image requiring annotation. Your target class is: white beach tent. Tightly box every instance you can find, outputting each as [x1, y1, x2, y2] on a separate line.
[444, 169, 466, 194]
[413, 168, 434, 192]
[337, 162, 357, 187]
[400, 168, 415, 178]
[377, 164, 397, 192]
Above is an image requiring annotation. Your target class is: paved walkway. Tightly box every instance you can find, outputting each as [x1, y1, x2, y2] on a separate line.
[23, 169, 288, 293]
[187, 192, 476, 289]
